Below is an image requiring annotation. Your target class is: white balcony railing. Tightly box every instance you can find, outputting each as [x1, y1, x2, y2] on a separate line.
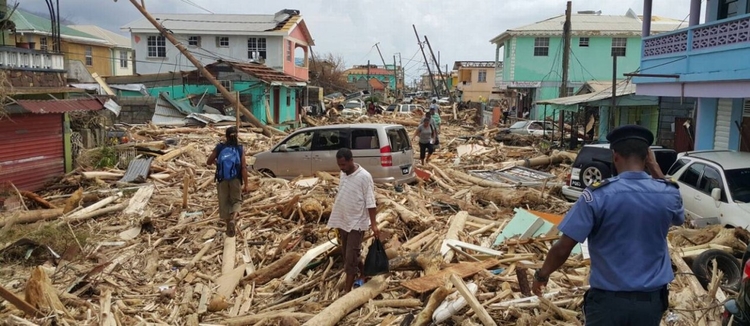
[643, 13, 750, 57]
[0, 47, 65, 71]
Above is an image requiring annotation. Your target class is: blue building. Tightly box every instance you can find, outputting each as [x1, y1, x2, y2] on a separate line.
[634, 0, 750, 152]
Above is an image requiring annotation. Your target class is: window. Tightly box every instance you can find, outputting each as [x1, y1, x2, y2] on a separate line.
[478, 70, 487, 83]
[216, 37, 229, 48]
[534, 37, 549, 56]
[39, 37, 48, 51]
[84, 46, 93, 66]
[719, 0, 740, 19]
[219, 80, 233, 91]
[119, 50, 128, 68]
[188, 36, 201, 47]
[286, 40, 292, 62]
[725, 168, 750, 203]
[505, 44, 510, 58]
[147, 35, 166, 58]
[679, 163, 705, 188]
[351, 129, 380, 150]
[386, 127, 412, 152]
[247, 37, 267, 60]
[579, 37, 590, 47]
[286, 91, 291, 106]
[312, 130, 348, 151]
[667, 158, 689, 176]
[567, 87, 575, 96]
[611, 37, 627, 57]
[276, 131, 313, 152]
[698, 166, 727, 202]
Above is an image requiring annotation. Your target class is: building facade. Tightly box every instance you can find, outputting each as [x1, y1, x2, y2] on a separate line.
[70, 25, 134, 76]
[635, 0, 750, 152]
[344, 65, 397, 91]
[453, 61, 496, 102]
[490, 9, 684, 119]
[9, 9, 114, 76]
[122, 10, 314, 81]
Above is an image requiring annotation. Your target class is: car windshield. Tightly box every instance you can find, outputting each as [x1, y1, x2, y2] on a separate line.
[510, 121, 527, 129]
[725, 168, 750, 203]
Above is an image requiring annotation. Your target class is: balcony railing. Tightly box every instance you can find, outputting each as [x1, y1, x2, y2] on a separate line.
[0, 47, 65, 71]
[643, 13, 750, 57]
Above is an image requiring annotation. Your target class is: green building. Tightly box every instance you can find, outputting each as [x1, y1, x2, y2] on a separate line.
[490, 9, 684, 119]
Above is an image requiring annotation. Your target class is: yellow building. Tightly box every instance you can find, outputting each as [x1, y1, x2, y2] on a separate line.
[453, 61, 496, 102]
[10, 9, 114, 76]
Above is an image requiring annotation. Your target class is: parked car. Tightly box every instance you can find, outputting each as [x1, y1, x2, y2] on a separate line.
[561, 144, 677, 201]
[494, 120, 555, 139]
[722, 244, 750, 325]
[402, 96, 414, 104]
[340, 100, 365, 116]
[387, 104, 424, 115]
[250, 123, 417, 184]
[437, 97, 451, 105]
[666, 150, 750, 228]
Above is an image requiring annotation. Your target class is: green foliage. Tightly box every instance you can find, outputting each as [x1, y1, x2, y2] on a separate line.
[365, 95, 382, 104]
[93, 145, 119, 169]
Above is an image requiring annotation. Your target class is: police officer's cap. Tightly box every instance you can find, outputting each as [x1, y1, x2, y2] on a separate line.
[606, 124, 654, 147]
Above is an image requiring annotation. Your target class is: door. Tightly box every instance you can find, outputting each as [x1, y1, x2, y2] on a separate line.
[714, 98, 732, 150]
[740, 100, 750, 152]
[273, 87, 281, 125]
[311, 128, 350, 175]
[677, 162, 707, 222]
[272, 130, 313, 178]
[692, 165, 729, 223]
[674, 117, 694, 153]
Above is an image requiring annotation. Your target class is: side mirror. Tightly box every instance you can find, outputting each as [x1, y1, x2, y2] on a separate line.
[278, 144, 288, 152]
[711, 188, 722, 202]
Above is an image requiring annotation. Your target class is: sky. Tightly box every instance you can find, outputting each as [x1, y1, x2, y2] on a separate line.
[18, 0, 697, 82]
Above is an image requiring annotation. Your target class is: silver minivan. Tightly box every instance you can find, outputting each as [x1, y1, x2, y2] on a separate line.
[250, 124, 417, 184]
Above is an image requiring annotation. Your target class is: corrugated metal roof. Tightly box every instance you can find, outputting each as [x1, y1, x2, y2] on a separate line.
[0, 114, 64, 192]
[15, 98, 105, 114]
[575, 80, 626, 95]
[122, 12, 294, 34]
[11, 9, 110, 45]
[69, 25, 132, 49]
[490, 11, 686, 43]
[194, 61, 305, 85]
[120, 157, 153, 183]
[536, 81, 636, 107]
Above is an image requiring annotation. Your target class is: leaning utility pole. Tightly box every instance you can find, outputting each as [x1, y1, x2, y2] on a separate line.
[374, 43, 396, 97]
[558, 1, 572, 142]
[123, 0, 281, 137]
[424, 35, 450, 97]
[413, 25, 438, 98]
[367, 60, 372, 94]
[397, 53, 404, 94]
[393, 55, 399, 98]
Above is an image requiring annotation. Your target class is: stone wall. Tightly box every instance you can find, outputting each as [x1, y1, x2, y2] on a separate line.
[6, 70, 66, 88]
[658, 97, 695, 149]
[116, 97, 156, 124]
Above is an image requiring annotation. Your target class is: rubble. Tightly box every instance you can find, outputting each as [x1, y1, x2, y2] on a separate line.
[0, 111, 735, 325]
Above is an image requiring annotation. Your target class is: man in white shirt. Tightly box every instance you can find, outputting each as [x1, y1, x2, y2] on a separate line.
[327, 148, 380, 292]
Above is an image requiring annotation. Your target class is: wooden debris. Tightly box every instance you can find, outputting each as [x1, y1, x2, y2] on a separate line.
[302, 275, 389, 326]
[402, 259, 499, 293]
[449, 274, 497, 326]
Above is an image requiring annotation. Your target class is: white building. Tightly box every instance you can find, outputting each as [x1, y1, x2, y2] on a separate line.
[120, 9, 314, 81]
[69, 25, 134, 76]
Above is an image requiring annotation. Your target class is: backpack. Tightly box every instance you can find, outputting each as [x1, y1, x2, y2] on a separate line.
[216, 144, 242, 182]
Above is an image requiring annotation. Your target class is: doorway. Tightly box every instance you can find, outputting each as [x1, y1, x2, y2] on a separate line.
[273, 87, 280, 125]
[675, 117, 694, 153]
[740, 117, 750, 152]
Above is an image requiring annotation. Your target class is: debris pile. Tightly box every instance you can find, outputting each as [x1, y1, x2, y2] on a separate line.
[0, 112, 736, 325]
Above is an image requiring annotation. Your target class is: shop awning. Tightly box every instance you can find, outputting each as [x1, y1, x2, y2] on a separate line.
[535, 81, 636, 107]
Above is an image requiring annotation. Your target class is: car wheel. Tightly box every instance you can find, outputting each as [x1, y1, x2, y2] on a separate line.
[258, 169, 275, 178]
[579, 162, 611, 187]
[692, 249, 742, 292]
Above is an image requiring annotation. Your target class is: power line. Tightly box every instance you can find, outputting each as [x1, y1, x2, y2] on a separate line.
[180, 0, 214, 14]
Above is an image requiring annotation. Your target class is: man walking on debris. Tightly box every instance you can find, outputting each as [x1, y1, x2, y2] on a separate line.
[531, 125, 684, 326]
[206, 126, 249, 237]
[327, 148, 380, 293]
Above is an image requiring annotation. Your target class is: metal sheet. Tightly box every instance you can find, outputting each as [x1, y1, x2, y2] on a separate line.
[119, 157, 153, 183]
[153, 98, 189, 126]
[469, 166, 556, 186]
[16, 98, 104, 114]
[0, 114, 64, 192]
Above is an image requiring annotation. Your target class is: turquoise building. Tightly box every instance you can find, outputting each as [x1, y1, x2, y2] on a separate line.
[344, 65, 398, 91]
[635, 0, 750, 152]
[490, 9, 685, 120]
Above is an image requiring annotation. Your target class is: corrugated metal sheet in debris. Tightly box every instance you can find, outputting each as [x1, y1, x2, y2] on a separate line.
[120, 157, 153, 183]
[0, 114, 64, 191]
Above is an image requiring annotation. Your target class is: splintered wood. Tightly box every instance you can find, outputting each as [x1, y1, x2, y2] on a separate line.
[0, 117, 731, 325]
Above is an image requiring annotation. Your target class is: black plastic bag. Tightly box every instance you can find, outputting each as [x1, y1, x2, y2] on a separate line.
[363, 239, 389, 277]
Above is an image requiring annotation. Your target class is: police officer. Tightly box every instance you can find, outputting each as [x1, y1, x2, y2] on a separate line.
[531, 125, 684, 325]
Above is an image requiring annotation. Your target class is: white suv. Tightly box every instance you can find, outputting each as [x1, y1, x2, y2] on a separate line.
[666, 151, 750, 228]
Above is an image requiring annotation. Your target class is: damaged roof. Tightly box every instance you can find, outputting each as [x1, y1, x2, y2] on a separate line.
[121, 9, 302, 36]
[14, 98, 105, 114]
[195, 61, 306, 85]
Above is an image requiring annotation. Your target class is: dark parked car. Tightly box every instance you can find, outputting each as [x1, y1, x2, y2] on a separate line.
[561, 144, 677, 201]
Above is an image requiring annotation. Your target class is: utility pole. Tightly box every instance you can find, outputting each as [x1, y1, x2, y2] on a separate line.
[398, 53, 403, 94]
[413, 25, 438, 98]
[374, 43, 395, 97]
[367, 60, 372, 94]
[393, 55, 399, 98]
[122, 0, 279, 137]
[558, 1, 572, 143]
[424, 35, 450, 98]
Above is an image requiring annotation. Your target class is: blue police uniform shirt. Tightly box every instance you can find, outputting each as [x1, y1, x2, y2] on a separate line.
[557, 171, 685, 292]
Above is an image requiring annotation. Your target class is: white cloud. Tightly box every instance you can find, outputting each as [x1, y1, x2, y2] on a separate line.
[19, 0, 695, 81]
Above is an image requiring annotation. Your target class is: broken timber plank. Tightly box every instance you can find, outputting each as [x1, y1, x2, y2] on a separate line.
[302, 275, 388, 326]
[443, 211, 468, 263]
[402, 259, 499, 293]
[283, 239, 337, 282]
[449, 274, 497, 326]
[123, 185, 154, 216]
[216, 264, 246, 298]
[0, 285, 43, 318]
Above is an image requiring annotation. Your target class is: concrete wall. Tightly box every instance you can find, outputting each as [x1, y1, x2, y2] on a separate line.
[116, 96, 156, 124]
[657, 97, 695, 148]
[130, 33, 283, 74]
[460, 67, 495, 102]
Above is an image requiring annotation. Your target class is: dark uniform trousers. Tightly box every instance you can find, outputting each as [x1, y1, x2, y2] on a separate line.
[583, 286, 669, 326]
